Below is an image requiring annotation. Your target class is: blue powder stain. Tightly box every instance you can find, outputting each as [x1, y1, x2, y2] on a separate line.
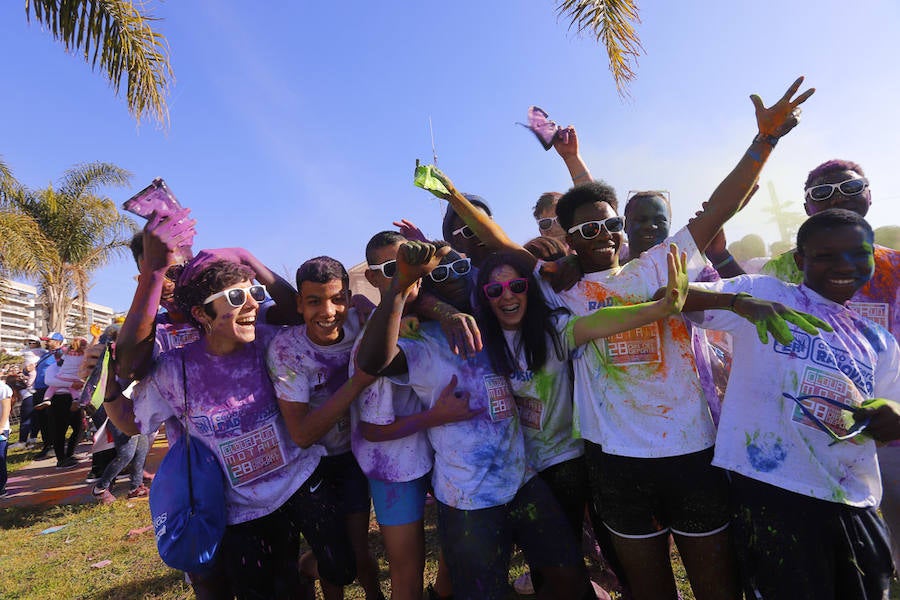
[746, 433, 787, 472]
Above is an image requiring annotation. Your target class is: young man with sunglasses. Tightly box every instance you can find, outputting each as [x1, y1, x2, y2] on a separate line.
[421, 78, 813, 600]
[352, 231, 480, 600]
[762, 158, 900, 573]
[266, 256, 382, 600]
[683, 208, 899, 599]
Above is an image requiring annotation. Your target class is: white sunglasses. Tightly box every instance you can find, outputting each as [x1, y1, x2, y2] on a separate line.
[203, 284, 267, 307]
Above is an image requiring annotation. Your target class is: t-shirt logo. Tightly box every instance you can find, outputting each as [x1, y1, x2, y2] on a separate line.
[219, 423, 287, 487]
[514, 395, 543, 430]
[848, 301, 889, 330]
[483, 375, 515, 422]
[604, 322, 661, 366]
[791, 366, 863, 439]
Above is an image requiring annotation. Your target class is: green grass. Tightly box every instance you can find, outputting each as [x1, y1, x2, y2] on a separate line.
[2, 426, 896, 599]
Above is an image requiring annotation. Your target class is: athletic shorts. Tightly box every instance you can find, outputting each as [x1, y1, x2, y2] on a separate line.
[318, 451, 371, 515]
[192, 465, 356, 595]
[587, 444, 730, 538]
[436, 476, 583, 600]
[369, 475, 428, 527]
[731, 473, 892, 600]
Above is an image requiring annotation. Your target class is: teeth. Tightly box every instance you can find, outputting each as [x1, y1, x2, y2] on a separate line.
[500, 305, 519, 313]
[830, 279, 854, 285]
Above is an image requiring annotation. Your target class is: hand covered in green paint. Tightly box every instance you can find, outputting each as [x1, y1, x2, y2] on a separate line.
[854, 398, 900, 443]
[413, 162, 452, 199]
[394, 241, 451, 292]
[751, 76, 815, 139]
[732, 295, 833, 345]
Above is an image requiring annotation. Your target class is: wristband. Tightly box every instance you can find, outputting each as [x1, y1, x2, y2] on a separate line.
[714, 255, 735, 270]
[753, 133, 779, 147]
[572, 170, 590, 182]
[730, 292, 750, 311]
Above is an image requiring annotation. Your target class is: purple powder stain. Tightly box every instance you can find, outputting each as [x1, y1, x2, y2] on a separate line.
[746, 432, 787, 472]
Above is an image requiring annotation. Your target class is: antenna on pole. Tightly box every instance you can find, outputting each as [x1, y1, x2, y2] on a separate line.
[429, 116, 438, 166]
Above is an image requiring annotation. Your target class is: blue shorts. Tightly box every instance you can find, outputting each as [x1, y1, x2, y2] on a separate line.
[369, 475, 428, 526]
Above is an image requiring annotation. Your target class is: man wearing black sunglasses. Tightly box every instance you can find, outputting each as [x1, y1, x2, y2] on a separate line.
[762, 158, 900, 574]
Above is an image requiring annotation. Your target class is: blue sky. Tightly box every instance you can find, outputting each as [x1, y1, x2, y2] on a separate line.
[2, 0, 898, 313]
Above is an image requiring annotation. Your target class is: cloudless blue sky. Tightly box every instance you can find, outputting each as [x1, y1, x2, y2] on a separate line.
[2, 0, 898, 313]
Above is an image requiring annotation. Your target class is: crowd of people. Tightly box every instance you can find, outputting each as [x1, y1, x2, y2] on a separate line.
[3, 75, 900, 600]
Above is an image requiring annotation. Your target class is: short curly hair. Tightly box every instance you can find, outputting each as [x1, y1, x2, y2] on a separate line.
[175, 260, 255, 326]
[555, 181, 619, 231]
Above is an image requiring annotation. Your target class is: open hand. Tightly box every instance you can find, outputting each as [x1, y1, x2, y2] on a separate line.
[662, 245, 689, 315]
[439, 312, 483, 359]
[751, 76, 815, 139]
[733, 295, 834, 345]
[393, 219, 428, 243]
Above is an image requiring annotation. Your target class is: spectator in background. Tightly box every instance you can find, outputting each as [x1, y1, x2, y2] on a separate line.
[44, 338, 88, 469]
[1, 375, 12, 498]
[32, 333, 64, 460]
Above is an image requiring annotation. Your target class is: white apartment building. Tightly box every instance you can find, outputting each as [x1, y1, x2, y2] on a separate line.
[0, 278, 117, 353]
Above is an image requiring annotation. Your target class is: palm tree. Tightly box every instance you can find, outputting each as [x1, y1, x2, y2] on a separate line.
[0, 158, 136, 334]
[23, 0, 173, 127]
[556, 0, 643, 96]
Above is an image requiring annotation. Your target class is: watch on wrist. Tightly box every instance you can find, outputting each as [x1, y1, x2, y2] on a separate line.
[753, 133, 779, 147]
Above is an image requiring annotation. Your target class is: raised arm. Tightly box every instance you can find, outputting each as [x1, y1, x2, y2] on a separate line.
[571, 245, 687, 346]
[116, 209, 196, 382]
[421, 166, 537, 269]
[687, 77, 814, 253]
[553, 125, 593, 186]
[357, 242, 451, 377]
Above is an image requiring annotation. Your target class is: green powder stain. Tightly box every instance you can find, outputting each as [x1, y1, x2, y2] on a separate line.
[762, 250, 802, 284]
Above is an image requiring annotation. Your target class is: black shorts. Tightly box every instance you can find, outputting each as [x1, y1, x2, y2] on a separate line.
[319, 451, 371, 515]
[587, 444, 730, 537]
[731, 473, 893, 600]
[436, 476, 583, 600]
[196, 465, 356, 596]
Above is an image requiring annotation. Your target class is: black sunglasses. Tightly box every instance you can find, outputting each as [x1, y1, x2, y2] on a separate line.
[483, 278, 528, 299]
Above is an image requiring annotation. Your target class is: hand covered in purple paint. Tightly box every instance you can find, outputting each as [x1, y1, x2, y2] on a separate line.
[732, 294, 833, 345]
[142, 208, 196, 274]
[393, 219, 428, 243]
[428, 375, 484, 426]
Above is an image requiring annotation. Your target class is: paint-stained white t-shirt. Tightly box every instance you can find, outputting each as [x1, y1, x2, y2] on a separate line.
[690, 276, 900, 507]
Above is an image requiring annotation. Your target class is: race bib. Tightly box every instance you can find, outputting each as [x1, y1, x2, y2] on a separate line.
[792, 366, 863, 438]
[483, 375, 515, 422]
[515, 395, 543, 430]
[157, 322, 200, 353]
[604, 322, 661, 366]
[219, 423, 286, 487]
[847, 301, 889, 330]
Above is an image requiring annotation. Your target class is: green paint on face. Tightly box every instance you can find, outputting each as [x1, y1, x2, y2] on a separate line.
[762, 251, 802, 284]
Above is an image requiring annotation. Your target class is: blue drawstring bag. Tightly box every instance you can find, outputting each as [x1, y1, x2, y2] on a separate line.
[149, 357, 226, 573]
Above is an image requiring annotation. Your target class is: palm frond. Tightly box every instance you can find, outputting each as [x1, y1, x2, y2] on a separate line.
[58, 161, 132, 199]
[0, 208, 54, 276]
[556, 0, 644, 97]
[25, 0, 174, 127]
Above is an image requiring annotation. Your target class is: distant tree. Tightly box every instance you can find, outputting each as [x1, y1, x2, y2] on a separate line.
[24, 0, 173, 127]
[0, 158, 135, 334]
[556, 0, 643, 96]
